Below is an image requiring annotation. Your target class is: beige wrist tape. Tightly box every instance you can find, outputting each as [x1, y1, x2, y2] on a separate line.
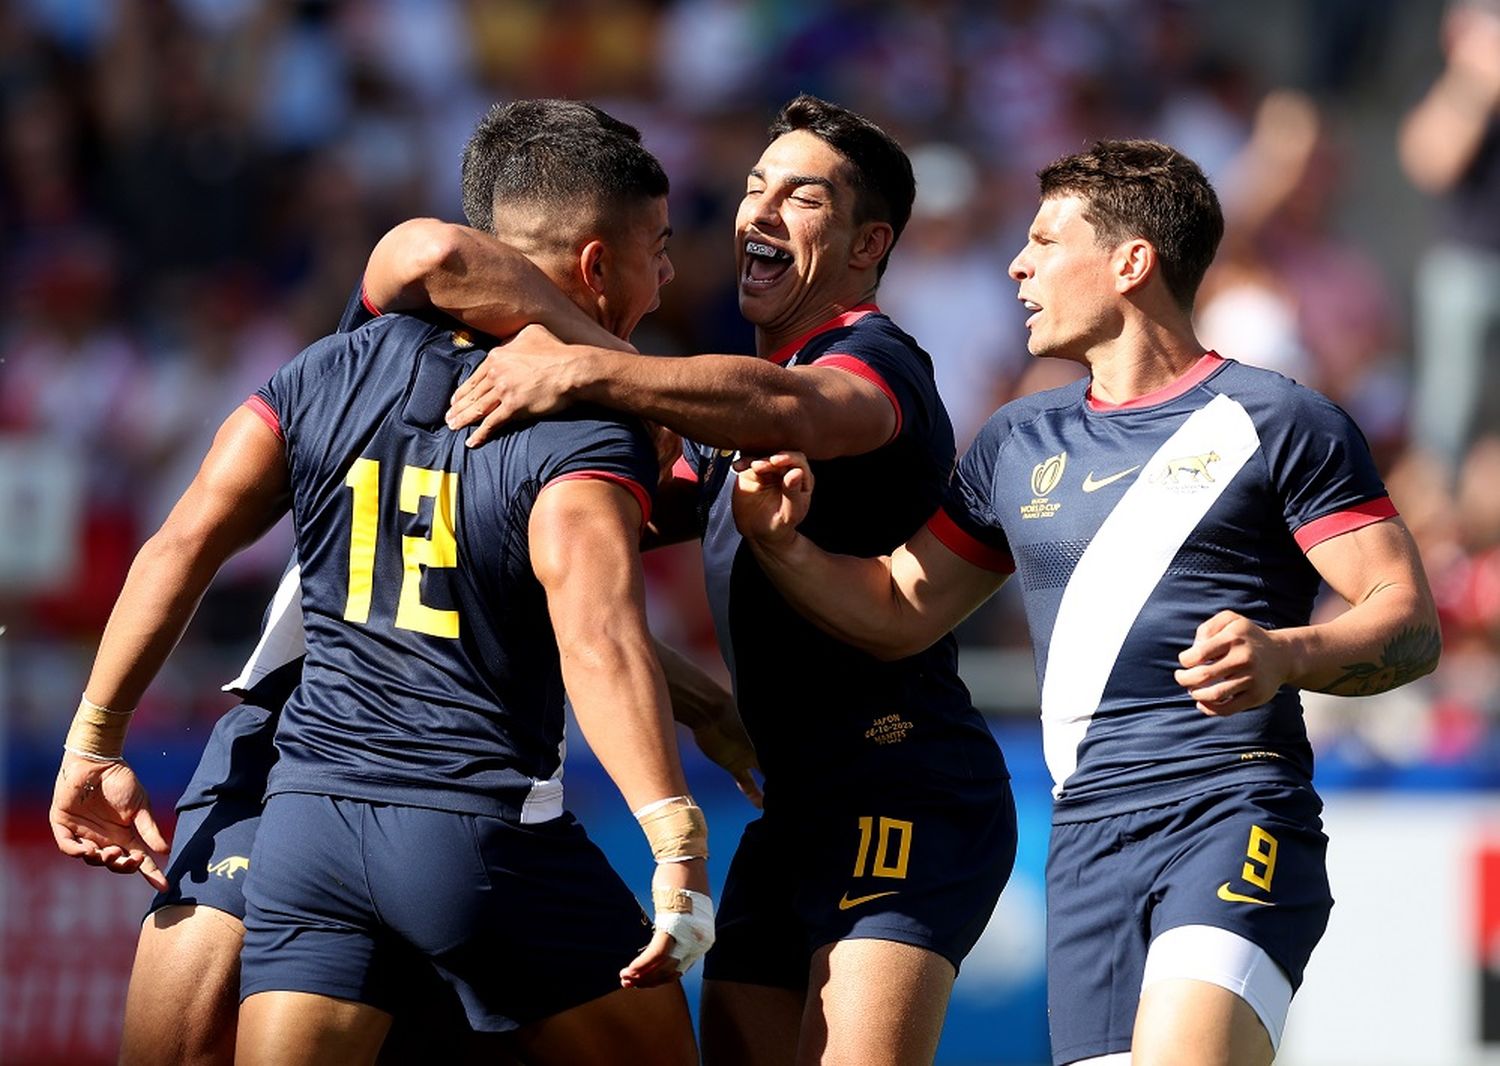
[653, 887, 696, 914]
[635, 795, 708, 862]
[63, 695, 134, 760]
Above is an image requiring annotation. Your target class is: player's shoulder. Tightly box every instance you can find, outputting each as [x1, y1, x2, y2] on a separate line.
[815, 309, 932, 368]
[354, 310, 483, 352]
[509, 403, 653, 464]
[542, 402, 650, 439]
[848, 310, 928, 358]
[292, 310, 446, 372]
[980, 376, 1089, 440]
[1207, 357, 1355, 429]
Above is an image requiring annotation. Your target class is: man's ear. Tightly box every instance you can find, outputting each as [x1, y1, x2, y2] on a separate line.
[580, 239, 609, 299]
[849, 221, 894, 271]
[1115, 238, 1156, 295]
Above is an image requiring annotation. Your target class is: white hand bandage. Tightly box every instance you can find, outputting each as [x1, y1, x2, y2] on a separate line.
[652, 887, 715, 973]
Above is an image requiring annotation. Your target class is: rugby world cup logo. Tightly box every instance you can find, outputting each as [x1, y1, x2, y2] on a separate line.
[1031, 452, 1066, 497]
[1022, 452, 1066, 520]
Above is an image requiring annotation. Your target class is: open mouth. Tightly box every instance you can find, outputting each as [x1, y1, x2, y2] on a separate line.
[743, 239, 793, 286]
[1020, 296, 1042, 326]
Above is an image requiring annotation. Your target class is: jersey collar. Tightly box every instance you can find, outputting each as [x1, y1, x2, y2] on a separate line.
[1086, 351, 1225, 411]
[765, 304, 880, 366]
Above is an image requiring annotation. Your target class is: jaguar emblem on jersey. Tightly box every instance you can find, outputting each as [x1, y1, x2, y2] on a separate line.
[1022, 452, 1066, 520]
[1150, 450, 1222, 489]
[208, 855, 250, 879]
[451, 330, 474, 348]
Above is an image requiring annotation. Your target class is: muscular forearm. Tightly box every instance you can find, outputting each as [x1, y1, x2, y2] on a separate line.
[750, 533, 928, 661]
[559, 628, 690, 812]
[366, 220, 629, 350]
[1276, 584, 1441, 696]
[567, 350, 849, 457]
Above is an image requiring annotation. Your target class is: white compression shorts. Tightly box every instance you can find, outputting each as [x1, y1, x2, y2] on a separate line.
[1064, 924, 1294, 1065]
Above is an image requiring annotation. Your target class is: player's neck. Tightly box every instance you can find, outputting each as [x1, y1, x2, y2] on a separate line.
[753, 302, 873, 360]
[1084, 317, 1206, 406]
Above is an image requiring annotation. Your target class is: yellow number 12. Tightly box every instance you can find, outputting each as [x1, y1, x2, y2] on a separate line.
[342, 458, 460, 638]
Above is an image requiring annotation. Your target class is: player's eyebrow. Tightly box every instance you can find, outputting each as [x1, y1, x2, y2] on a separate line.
[747, 168, 836, 194]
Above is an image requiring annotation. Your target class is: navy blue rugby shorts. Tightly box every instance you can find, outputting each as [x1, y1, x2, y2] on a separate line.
[1045, 781, 1333, 1065]
[239, 792, 653, 1032]
[703, 776, 1016, 988]
[149, 702, 277, 921]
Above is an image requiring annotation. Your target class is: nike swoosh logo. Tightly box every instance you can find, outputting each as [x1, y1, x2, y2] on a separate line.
[837, 890, 899, 911]
[1216, 882, 1275, 906]
[1081, 465, 1141, 492]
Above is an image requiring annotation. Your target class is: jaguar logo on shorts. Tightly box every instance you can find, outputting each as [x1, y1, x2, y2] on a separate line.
[207, 855, 250, 880]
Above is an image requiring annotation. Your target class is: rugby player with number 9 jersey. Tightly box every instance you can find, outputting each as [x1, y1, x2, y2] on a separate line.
[732, 139, 1441, 1066]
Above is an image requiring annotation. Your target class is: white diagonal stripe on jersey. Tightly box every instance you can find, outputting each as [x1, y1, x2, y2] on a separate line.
[1039, 393, 1261, 796]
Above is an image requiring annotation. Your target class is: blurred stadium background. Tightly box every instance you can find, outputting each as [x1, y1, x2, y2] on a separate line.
[2, 1, 1499, 1063]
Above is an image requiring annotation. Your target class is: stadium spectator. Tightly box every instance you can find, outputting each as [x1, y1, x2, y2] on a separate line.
[1402, 0, 1500, 477]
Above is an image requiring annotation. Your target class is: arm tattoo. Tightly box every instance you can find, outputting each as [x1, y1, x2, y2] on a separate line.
[1318, 624, 1442, 696]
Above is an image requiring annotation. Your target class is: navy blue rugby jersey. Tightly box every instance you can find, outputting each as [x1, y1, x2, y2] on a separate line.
[681, 305, 1007, 799]
[336, 278, 384, 334]
[247, 311, 658, 821]
[931, 353, 1395, 819]
[213, 280, 383, 712]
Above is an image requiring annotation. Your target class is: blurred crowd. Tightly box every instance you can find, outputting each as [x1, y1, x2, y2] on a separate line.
[1, 0, 1497, 783]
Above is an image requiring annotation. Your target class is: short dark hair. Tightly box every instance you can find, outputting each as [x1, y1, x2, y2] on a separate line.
[489, 124, 669, 241]
[1038, 139, 1223, 309]
[460, 99, 643, 233]
[768, 94, 914, 279]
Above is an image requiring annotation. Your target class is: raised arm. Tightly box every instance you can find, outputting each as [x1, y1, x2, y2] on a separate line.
[363, 219, 632, 350]
[529, 478, 713, 983]
[1175, 518, 1442, 715]
[51, 406, 290, 888]
[446, 325, 897, 459]
[731, 452, 1007, 659]
[1398, 3, 1500, 194]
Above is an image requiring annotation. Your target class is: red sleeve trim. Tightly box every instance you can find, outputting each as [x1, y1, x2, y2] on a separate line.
[244, 395, 283, 440]
[671, 456, 699, 483]
[360, 282, 383, 318]
[926, 507, 1014, 574]
[1293, 496, 1399, 552]
[547, 471, 653, 529]
[811, 352, 903, 440]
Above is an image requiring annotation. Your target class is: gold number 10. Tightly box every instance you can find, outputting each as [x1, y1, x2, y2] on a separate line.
[342, 458, 461, 638]
[852, 816, 913, 880]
